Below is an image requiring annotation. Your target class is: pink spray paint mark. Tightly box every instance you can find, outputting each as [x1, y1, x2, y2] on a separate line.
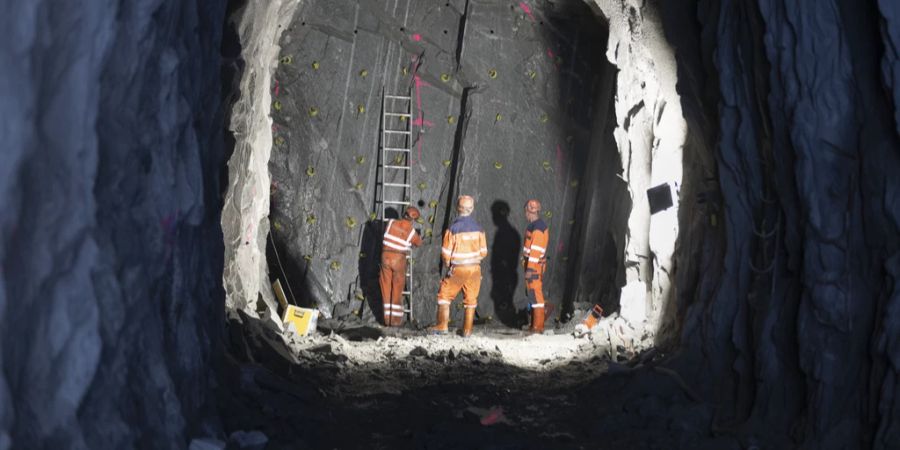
[411, 33, 422, 42]
[556, 144, 564, 171]
[557, 241, 565, 254]
[480, 407, 507, 426]
[547, 48, 561, 69]
[411, 68, 435, 165]
[274, 79, 280, 96]
[160, 213, 176, 233]
[160, 211, 179, 257]
[519, 2, 536, 22]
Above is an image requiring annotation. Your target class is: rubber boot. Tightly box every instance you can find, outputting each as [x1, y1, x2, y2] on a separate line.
[529, 307, 545, 333]
[461, 307, 476, 337]
[430, 304, 450, 335]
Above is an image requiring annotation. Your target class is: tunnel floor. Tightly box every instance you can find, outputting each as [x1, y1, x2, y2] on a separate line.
[216, 316, 751, 449]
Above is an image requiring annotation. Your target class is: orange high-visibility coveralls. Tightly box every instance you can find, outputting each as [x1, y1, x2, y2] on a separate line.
[437, 215, 488, 311]
[523, 218, 549, 330]
[380, 218, 422, 326]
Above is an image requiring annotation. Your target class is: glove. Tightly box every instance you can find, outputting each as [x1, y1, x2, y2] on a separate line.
[574, 323, 588, 337]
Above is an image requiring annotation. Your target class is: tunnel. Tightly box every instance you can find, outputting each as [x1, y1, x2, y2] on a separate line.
[3, 0, 900, 449]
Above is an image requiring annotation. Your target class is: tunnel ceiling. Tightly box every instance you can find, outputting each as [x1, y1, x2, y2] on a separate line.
[268, 0, 619, 324]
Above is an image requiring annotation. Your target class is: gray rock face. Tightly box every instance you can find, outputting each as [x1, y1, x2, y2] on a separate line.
[0, 0, 227, 447]
[265, 0, 623, 325]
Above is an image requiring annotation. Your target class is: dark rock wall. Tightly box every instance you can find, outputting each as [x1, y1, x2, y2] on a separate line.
[658, 0, 900, 447]
[0, 0, 228, 447]
[269, 0, 620, 324]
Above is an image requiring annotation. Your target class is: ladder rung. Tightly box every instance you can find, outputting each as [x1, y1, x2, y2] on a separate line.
[382, 200, 410, 205]
[384, 183, 410, 187]
[384, 130, 411, 134]
[383, 165, 410, 170]
[402, 291, 411, 295]
[385, 95, 412, 100]
[383, 147, 410, 152]
[385, 113, 412, 117]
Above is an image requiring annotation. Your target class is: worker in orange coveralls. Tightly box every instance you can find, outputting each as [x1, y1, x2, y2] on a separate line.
[380, 207, 423, 326]
[522, 199, 550, 333]
[431, 195, 488, 337]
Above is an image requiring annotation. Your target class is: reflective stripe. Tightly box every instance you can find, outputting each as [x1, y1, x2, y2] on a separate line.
[479, 247, 487, 253]
[452, 258, 482, 265]
[464, 304, 477, 309]
[391, 311, 405, 316]
[451, 250, 482, 258]
[384, 241, 409, 251]
[531, 304, 545, 308]
[405, 228, 416, 242]
[441, 247, 452, 255]
[527, 257, 541, 263]
[384, 304, 403, 310]
[384, 233, 409, 245]
[531, 244, 546, 252]
[437, 300, 451, 305]
[523, 247, 531, 254]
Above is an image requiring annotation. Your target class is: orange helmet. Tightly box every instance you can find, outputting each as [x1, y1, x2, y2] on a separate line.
[525, 199, 541, 214]
[405, 206, 421, 220]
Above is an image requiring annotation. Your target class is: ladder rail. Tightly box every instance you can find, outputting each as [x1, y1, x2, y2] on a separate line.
[377, 87, 415, 323]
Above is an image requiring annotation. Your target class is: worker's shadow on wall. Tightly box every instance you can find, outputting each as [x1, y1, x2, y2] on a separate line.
[357, 208, 401, 323]
[489, 201, 524, 328]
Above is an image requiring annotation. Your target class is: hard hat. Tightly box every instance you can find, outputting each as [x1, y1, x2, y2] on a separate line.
[457, 195, 475, 210]
[525, 199, 541, 214]
[405, 206, 420, 220]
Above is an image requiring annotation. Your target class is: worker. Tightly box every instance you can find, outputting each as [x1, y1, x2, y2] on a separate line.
[431, 195, 488, 337]
[522, 199, 549, 333]
[380, 207, 423, 327]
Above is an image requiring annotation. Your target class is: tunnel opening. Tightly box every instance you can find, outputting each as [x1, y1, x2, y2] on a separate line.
[216, 0, 690, 447]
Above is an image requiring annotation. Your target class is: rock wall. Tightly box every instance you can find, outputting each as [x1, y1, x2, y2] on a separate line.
[0, 0, 227, 447]
[265, 0, 622, 326]
[588, 0, 688, 342]
[656, 0, 900, 447]
[222, 0, 302, 320]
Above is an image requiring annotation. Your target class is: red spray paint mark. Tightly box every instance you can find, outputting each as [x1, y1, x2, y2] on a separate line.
[519, 2, 536, 22]
[411, 33, 422, 42]
[274, 79, 280, 96]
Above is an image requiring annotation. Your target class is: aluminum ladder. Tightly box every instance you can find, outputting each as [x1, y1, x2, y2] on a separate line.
[378, 88, 415, 322]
